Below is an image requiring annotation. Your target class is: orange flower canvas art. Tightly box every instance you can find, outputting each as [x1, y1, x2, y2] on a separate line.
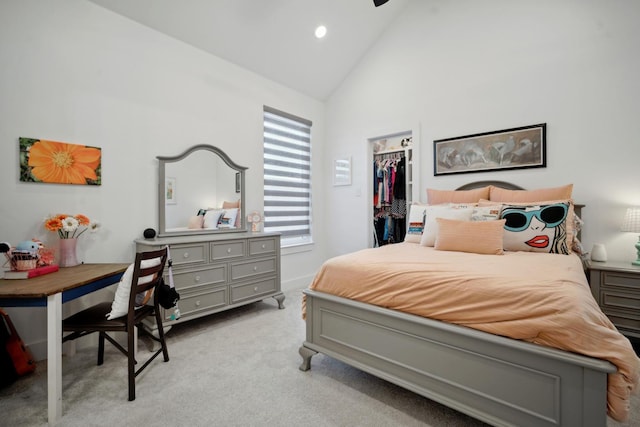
[19, 138, 102, 185]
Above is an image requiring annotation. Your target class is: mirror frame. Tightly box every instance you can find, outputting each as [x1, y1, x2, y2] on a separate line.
[158, 144, 248, 237]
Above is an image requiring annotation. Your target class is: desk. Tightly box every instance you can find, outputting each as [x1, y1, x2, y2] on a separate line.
[0, 263, 128, 425]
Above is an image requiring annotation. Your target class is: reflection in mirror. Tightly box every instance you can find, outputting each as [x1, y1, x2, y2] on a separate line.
[158, 144, 247, 237]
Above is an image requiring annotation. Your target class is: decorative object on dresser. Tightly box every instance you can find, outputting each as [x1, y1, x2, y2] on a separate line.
[621, 207, 640, 265]
[247, 211, 263, 232]
[591, 243, 608, 262]
[135, 232, 283, 331]
[589, 261, 640, 338]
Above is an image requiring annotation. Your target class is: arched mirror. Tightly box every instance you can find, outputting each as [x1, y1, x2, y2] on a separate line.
[158, 144, 247, 237]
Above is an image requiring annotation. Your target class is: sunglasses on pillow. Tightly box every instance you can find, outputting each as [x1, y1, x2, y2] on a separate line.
[501, 203, 568, 232]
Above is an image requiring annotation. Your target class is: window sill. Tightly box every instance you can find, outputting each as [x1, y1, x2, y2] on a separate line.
[281, 241, 314, 256]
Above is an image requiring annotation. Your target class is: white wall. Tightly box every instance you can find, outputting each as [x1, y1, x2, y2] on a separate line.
[325, 0, 640, 261]
[0, 0, 326, 359]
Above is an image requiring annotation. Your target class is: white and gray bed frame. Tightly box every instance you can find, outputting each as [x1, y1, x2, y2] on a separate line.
[298, 181, 613, 427]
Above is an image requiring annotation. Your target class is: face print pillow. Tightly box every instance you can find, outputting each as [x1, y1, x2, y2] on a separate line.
[500, 202, 571, 254]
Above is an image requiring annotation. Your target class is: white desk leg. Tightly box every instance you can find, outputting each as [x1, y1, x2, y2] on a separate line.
[47, 293, 62, 425]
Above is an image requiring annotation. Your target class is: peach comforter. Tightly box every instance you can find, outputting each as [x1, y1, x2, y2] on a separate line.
[305, 243, 640, 421]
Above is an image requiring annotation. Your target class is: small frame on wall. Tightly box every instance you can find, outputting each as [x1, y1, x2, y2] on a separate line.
[333, 157, 351, 186]
[165, 177, 176, 204]
[433, 123, 546, 176]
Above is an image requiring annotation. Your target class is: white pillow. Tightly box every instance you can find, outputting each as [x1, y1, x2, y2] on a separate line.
[106, 257, 162, 320]
[471, 205, 502, 222]
[404, 203, 428, 243]
[203, 209, 225, 229]
[219, 208, 238, 229]
[419, 206, 473, 247]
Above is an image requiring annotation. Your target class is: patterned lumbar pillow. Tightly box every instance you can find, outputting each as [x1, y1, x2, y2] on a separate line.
[500, 201, 573, 254]
[404, 203, 428, 243]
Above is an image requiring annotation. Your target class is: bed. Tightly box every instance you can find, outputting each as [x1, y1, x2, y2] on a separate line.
[298, 181, 639, 427]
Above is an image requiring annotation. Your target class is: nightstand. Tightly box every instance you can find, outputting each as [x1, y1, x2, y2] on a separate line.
[589, 260, 640, 338]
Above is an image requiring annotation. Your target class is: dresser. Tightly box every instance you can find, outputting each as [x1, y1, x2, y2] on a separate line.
[589, 260, 640, 338]
[135, 232, 284, 329]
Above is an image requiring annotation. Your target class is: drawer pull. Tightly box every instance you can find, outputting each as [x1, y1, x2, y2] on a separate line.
[195, 300, 201, 307]
[183, 252, 189, 259]
[253, 266, 258, 271]
[254, 286, 259, 292]
[195, 275, 201, 282]
[261, 244, 266, 249]
[227, 248, 232, 254]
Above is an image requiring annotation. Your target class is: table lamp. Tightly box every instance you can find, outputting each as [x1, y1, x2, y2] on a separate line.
[621, 207, 640, 266]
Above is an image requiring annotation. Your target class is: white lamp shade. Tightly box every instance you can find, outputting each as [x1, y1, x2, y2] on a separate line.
[621, 207, 640, 233]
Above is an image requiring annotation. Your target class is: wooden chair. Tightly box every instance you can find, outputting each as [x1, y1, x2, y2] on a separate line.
[62, 248, 170, 401]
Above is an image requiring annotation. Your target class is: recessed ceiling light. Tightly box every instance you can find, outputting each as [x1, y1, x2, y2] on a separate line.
[315, 25, 327, 39]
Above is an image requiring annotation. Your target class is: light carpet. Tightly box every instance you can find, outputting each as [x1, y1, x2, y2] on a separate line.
[1, 289, 638, 426]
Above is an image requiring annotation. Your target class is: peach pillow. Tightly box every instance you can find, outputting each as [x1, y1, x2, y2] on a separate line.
[426, 186, 490, 205]
[435, 218, 505, 255]
[488, 184, 573, 203]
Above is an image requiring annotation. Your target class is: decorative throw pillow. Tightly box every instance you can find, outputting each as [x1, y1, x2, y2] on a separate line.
[420, 206, 474, 247]
[203, 209, 225, 229]
[500, 200, 574, 254]
[404, 203, 428, 243]
[489, 184, 573, 203]
[222, 200, 242, 227]
[187, 215, 204, 229]
[107, 257, 162, 320]
[219, 207, 239, 229]
[471, 205, 502, 221]
[426, 186, 490, 205]
[435, 218, 506, 255]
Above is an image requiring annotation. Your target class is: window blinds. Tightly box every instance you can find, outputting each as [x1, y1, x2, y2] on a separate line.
[263, 107, 312, 244]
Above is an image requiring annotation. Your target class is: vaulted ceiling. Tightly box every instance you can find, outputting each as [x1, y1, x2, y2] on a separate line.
[87, 0, 410, 100]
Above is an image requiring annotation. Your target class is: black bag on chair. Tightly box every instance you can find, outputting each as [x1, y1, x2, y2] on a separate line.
[158, 277, 180, 309]
[157, 246, 179, 309]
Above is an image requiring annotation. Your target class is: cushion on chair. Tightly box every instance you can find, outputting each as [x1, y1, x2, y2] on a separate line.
[106, 258, 162, 320]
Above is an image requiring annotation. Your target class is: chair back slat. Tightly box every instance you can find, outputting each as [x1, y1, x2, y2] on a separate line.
[128, 247, 168, 310]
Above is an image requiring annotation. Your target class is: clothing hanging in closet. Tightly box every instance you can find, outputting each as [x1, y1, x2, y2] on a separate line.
[373, 153, 406, 246]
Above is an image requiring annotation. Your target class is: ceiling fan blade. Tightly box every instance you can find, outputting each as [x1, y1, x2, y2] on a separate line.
[374, 0, 389, 6]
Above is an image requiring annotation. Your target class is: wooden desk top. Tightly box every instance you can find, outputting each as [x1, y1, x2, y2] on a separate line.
[0, 263, 129, 299]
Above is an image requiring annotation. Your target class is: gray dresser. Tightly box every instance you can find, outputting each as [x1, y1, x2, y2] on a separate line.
[589, 260, 640, 338]
[135, 232, 284, 328]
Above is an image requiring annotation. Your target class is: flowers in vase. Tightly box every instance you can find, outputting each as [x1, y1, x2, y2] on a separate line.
[44, 214, 100, 239]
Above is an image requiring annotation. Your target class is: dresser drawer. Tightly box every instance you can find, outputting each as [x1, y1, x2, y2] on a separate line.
[211, 240, 245, 260]
[230, 278, 277, 304]
[169, 243, 207, 268]
[166, 286, 228, 320]
[230, 258, 276, 282]
[249, 238, 277, 256]
[170, 265, 226, 291]
[602, 271, 640, 290]
[601, 308, 640, 337]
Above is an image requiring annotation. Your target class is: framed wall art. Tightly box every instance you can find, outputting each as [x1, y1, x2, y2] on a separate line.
[19, 137, 102, 185]
[333, 157, 351, 186]
[165, 177, 177, 204]
[433, 123, 546, 176]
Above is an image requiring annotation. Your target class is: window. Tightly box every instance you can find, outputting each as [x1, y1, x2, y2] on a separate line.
[263, 106, 312, 247]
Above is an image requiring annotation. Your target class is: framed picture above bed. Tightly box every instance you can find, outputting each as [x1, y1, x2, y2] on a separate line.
[434, 123, 546, 176]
